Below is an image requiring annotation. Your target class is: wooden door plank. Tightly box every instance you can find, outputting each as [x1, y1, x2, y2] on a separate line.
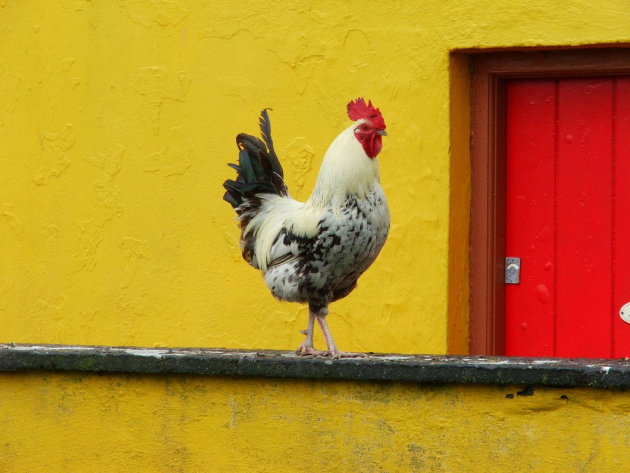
[505, 79, 556, 356]
[556, 78, 614, 358]
[613, 77, 630, 358]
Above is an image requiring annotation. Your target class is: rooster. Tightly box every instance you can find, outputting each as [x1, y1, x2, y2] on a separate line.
[223, 98, 389, 356]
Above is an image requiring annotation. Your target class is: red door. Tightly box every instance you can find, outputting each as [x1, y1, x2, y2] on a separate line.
[505, 77, 630, 358]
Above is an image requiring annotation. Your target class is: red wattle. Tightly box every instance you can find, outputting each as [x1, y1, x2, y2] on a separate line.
[362, 133, 382, 158]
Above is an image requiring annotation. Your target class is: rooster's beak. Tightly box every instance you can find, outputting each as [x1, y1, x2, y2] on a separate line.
[377, 129, 387, 136]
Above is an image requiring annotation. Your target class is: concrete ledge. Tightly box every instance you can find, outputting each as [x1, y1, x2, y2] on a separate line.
[1, 344, 629, 388]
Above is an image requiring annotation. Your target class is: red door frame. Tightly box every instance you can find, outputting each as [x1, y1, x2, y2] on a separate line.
[469, 48, 630, 356]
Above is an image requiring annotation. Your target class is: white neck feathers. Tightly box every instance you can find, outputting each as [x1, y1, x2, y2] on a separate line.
[307, 122, 380, 209]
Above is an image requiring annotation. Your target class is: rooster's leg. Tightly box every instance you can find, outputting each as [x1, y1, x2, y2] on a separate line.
[315, 315, 338, 353]
[315, 315, 365, 358]
[296, 310, 327, 356]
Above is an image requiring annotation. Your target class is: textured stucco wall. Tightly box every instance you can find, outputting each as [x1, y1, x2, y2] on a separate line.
[2, 1, 630, 354]
[1, 371, 629, 472]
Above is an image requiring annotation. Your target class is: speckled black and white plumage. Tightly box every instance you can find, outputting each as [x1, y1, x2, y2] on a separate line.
[224, 103, 389, 355]
[264, 188, 389, 315]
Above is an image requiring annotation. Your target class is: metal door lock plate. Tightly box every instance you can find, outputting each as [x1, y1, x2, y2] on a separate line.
[505, 257, 521, 284]
[621, 303, 630, 324]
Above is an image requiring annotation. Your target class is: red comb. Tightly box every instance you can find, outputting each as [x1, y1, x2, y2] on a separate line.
[346, 97, 386, 129]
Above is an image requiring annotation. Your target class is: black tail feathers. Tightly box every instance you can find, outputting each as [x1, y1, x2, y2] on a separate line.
[223, 109, 288, 209]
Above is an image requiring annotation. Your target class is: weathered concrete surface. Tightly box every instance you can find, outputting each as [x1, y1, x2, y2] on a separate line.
[1, 344, 629, 388]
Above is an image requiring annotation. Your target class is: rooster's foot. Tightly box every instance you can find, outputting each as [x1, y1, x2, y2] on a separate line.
[295, 346, 367, 358]
[326, 350, 368, 359]
[295, 345, 329, 357]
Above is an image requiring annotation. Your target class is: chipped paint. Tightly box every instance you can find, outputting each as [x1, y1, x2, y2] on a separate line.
[121, 348, 166, 358]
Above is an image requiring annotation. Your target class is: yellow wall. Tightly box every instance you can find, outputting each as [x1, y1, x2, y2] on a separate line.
[0, 371, 628, 472]
[3, 1, 630, 354]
